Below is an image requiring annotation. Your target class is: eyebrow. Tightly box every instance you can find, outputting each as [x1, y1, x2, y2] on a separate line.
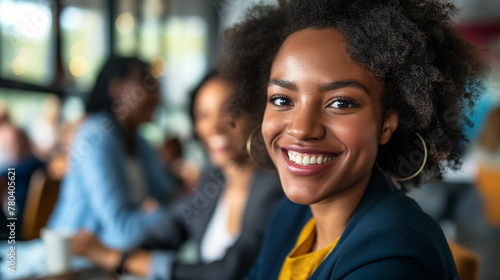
[319, 80, 370, 95]
[268, 79, 370, 95]
[268, 79, 297, 91]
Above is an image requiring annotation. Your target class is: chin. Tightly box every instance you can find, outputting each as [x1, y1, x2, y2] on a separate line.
[209, 156, 228, 168]
[282, 183, 323, 205]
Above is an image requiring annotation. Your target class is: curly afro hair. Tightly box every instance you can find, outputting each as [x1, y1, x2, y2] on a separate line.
[219, 4, 287, 122]
[219, 0, 486, 188]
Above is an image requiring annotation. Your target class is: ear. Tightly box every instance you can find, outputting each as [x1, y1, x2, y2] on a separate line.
[379, 111, 398, 145]
[108, 78, 124, 100]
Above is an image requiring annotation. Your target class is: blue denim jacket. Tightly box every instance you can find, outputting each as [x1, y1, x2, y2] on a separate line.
[48, 112, 176, 249]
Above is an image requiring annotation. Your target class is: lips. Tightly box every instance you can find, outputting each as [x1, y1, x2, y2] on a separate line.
[207, 135, 231, 151]
[281, 146, 340, 176]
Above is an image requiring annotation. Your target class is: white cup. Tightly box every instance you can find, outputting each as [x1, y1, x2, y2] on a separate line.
[40, 228, 74, 274]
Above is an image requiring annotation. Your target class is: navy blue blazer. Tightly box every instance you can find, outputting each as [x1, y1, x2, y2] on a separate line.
[246, 170, 459, 280]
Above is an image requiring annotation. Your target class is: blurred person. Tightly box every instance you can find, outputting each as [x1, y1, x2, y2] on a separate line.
[159, 137, 203, 196]
[27, 95, 60, 160]
[160, 137, 183, 174]
[71, 71, 284, 279]
[0, 108, 45, 237]
[46, 117, 85, 180]
[407, 101, 500, 280]
[47, 56, 177, 249]
[475, 106, 500, 227]
[0, 107, 24, 169]
[159, 138, 187, 189]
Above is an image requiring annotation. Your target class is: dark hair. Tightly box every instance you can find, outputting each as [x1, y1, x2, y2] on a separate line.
[85, 56, 151, 114]
[219, 5, 286, 122]
[220, 0, 486, 188]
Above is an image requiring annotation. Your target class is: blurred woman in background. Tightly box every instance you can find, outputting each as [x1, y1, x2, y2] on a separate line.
[71, 71, 284, 279]
[475, 106, 500, 227]
[48, 56, 177, 249]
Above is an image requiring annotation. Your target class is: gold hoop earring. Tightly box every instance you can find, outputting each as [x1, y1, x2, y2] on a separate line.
[246, 127, 277, 173]
[376, 132, 427, 182]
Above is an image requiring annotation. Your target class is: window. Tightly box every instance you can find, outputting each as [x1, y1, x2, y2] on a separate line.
[0, 0, 217, 162]
[0, 0, 54, 86]
[115, 0, 138, 56]
[0, 88, 59, 156]
[160, 16, 208, 139]
[60, 0, 108, 92]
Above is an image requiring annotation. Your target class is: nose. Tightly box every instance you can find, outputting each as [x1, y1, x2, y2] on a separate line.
[287, 105, 326, 141]
[208, 112, 231, 135]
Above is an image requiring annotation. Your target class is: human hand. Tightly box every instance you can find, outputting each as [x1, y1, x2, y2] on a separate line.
[71, 230, 121, 270]
[141, 197, 159, 213]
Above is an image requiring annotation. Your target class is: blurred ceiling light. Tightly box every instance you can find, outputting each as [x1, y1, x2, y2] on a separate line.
[70, 41, 87, 57]
[116, 12, 135, 34]
[69, 56, 88, 77]
[12, 55, 26, 75]
[151, 56, 167, 78]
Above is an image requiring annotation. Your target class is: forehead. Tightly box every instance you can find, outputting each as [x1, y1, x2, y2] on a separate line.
[195, 78, 232, 109]
[271, 28, 380, 88]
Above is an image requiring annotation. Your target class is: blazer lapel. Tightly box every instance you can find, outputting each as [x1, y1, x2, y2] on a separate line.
[311, 169, 397, 279]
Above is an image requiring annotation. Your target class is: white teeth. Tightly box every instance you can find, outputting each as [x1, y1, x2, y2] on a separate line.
[296, 155, 302, 164]
[317, 156, 323, 164]
[208, 135, 230, 150]
[287, 151, 336, 166]
[302, 155, 310, 165]
[310, 156, 316, 165]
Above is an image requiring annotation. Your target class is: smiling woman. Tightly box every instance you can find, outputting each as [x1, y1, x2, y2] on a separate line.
[264, 28, 397, 208]
[220, 0, 486, 279]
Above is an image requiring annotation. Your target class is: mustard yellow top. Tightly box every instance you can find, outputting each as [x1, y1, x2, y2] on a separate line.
[278, 218, 340, 280]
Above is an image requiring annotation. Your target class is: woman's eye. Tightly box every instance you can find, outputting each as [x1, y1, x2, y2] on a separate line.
[329, 98, 357, 109]
[269, 96, 293, 107]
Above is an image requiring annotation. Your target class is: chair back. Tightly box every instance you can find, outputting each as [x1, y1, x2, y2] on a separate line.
[448, 240, 479, 280]
[22, 169, 61, 240]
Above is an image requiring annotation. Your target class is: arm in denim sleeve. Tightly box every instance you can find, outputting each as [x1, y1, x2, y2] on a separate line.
[136, 136, 177, 203]
[73, 121, 165, 247]
[147, 250, 177, 280]
[135, 202, 190, 251]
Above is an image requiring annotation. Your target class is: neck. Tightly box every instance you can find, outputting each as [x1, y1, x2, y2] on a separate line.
[222, 160, 256, 190]
[116, 117, 137, 156]
[309, 171, 372, 252]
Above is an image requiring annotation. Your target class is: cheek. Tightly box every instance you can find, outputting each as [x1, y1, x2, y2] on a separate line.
[195, 122, 208, 143]
[334, 115, 380, 160]
[132, 99, 157, 121]
[262, 108, 284, 156]
[129, 107, 143, 122]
